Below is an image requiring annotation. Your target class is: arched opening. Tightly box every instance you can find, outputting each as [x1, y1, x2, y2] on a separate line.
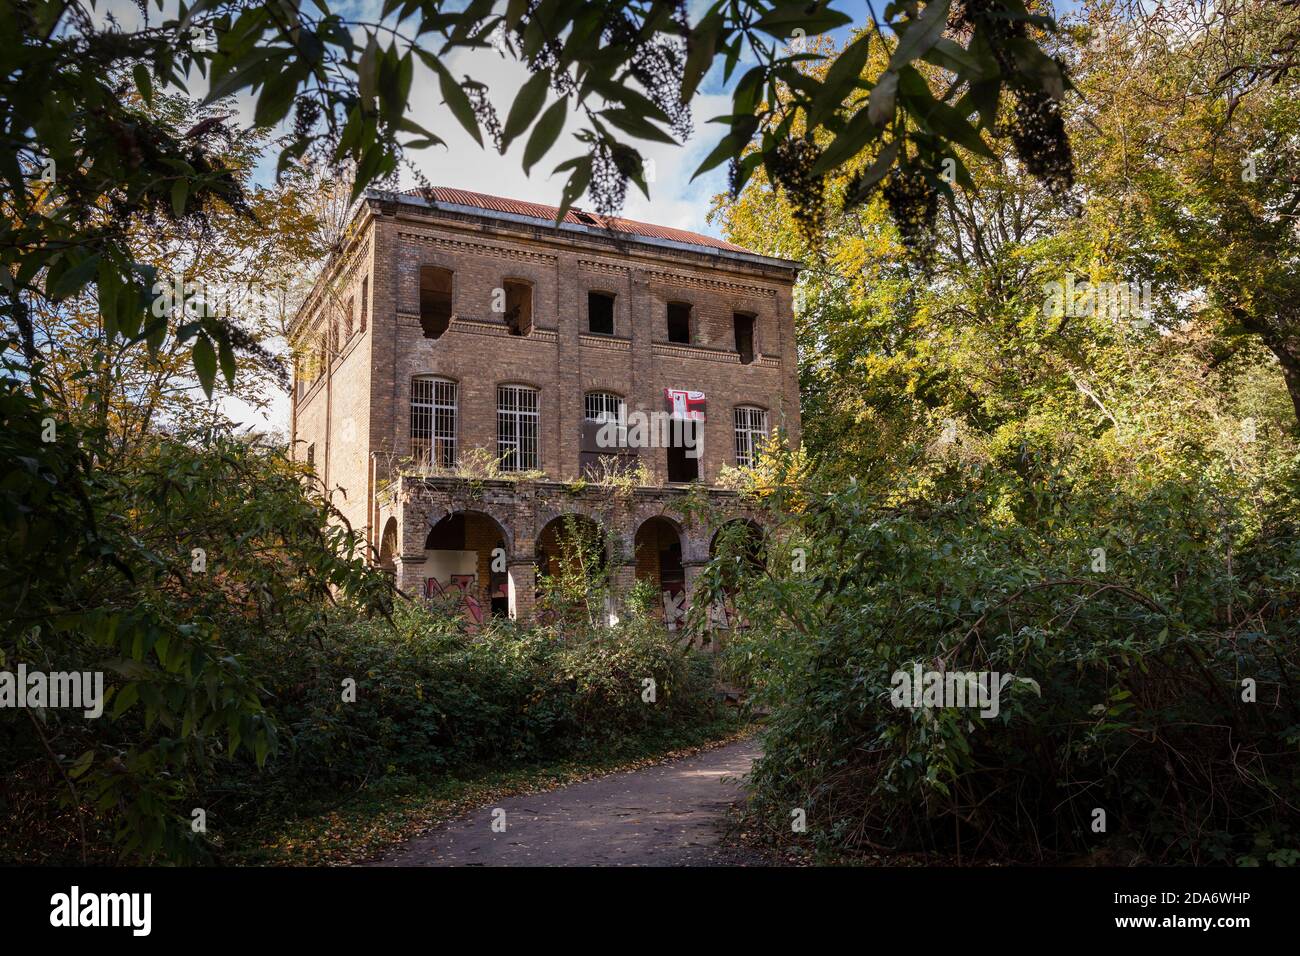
[536, 514, 607, 623]
[635, 517, 685, 630]
[378, 517, 398, 573]
[423, 511, 511, 622]
[708, 519, 766, 629]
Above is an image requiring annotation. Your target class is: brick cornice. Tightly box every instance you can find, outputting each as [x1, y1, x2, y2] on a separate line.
[644, 270, 777, 299]
[399, 230, 558, 266]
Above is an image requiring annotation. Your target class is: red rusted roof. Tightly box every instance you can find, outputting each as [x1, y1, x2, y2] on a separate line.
[404, 186, 752, 254]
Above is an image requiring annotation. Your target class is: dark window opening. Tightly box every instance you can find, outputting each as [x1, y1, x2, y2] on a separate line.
[733, 312, 755, 364]
[667, 302, 691, 344]
[504, 281, 532, 336]
[666, 422, 700, 482]
[360, 276, 369, 332]
[588, 292, 615, 335]
[419, 266, 454, 339]
[306, 443, 315, 467]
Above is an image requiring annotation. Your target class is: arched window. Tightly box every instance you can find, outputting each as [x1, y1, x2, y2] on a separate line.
[583, 391, 625, 424]
[497, 384, 540, 471]
[411, 376, 458, 467]
[733, 405, 770, 468]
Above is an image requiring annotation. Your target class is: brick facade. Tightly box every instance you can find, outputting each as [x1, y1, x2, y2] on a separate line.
[289, 188, 800, 623]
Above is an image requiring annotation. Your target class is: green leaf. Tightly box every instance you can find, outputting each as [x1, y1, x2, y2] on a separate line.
[889, 0, 953, 70]
[68, 750, 94, 779]
[502, 69, 551, 151]
[868, 71, 899, 128]
[217, 332, 237, 388]
[811, 104, 881, 175]
[419, 50, 483, 147]
[600, 108, 675, 144]
[112, 682, 140, 717]
[193, 334, 217, 397]
[922, 37, 985, 77]
[555, 156, 592, 222]
[809, 30, 872, 129]
[171, 178, 189, 218]
[753, 6, 852, 37]
[50, 254, 100, 300]
[692, 115, 760, 179]
[523, 97, 567, 174]
[682, 10, 722, 102]
[254, 66, 298, 129]
[133, 64, 153, 106]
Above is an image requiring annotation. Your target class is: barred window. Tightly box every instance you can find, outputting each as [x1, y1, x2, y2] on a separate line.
[497, 384, 540, 472]
[584, 391, 625, 424]
[411, 377, 458, 468]
[733, 406, 769, 468]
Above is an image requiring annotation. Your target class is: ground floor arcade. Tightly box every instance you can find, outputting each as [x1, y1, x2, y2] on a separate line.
[375, 476, 763, 635]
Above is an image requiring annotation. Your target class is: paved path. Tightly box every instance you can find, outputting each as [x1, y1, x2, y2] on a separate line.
[371, 738, 761, 866]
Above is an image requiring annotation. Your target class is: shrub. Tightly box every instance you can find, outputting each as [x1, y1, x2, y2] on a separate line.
[712, 459, 1300, 865]
[212, 600, 722, 833]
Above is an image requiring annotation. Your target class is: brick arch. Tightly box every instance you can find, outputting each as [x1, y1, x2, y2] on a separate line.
[426, 502, 516, 559]
[422, 508, 515, 620]
[536, 512, 610, 580]
[633, 515, 686, 600]
[378, 516, 398, 571]
[533, 498, 614, 537]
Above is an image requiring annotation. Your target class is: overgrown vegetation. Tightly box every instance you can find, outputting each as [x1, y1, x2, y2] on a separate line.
[706, 450, 1300, 865]
[704, 0, 1300, 867]
[0, 421, 724, 865]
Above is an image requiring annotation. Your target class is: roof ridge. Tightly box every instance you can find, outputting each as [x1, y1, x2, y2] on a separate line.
[398, 185, 753, 255]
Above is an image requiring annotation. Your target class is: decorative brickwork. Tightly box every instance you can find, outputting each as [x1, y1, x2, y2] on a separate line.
[289, 189, 800, 623]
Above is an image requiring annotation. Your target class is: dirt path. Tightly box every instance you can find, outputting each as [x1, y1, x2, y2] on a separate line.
[370, 738, 762, 867]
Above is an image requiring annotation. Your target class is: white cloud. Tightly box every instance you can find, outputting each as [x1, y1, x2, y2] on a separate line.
[400, 43, 736, 238]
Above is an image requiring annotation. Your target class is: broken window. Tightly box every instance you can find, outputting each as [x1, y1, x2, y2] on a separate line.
[667, 302, 691, 344]
[419, 265, 453, 339]
[666, 421, 700, 483]
[733, 312, 755, 364]
[504, 280, 532, 336]
[588, 291, 615, 335]
[581, 391, 636, 478]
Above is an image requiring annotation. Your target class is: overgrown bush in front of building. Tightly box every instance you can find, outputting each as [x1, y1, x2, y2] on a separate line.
[215, 599, 721, 823]
[0, 399, 721, 865]
[706, 450, 1300, 866]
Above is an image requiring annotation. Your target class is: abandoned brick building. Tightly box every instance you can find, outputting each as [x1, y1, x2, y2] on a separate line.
[289, 186, 801, 624]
